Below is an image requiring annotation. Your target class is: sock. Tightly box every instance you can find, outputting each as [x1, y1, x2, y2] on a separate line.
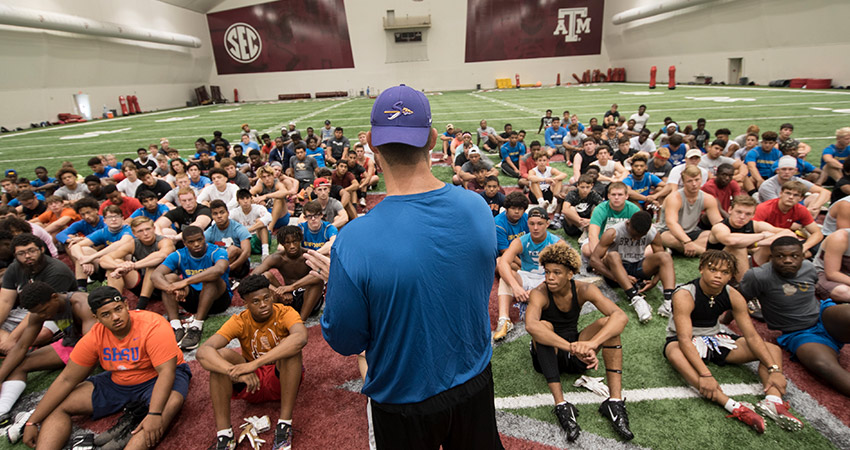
[170, 319, 183, 330]
[0, 380, 26, 415]
[608, 398, 622, 403]
[190, 318, 204, 330]
[765, 395, 782, 404]
[724, 398, 741, 413]
[556, 401, 567, 406]
[625, 286, 638, 299]
[76, 279, 88, 290]
[747, 189, 757, 196]
[217, 429, 233, 438]
[663, 289, 675, 302]
[261, 243, 269, 256]
[278, 419, 292, 426]
[136, 296, 150, 310]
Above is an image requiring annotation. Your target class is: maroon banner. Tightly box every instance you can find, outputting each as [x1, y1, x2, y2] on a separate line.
[465, 0, 604, 63]
[207, 0, 354, 75]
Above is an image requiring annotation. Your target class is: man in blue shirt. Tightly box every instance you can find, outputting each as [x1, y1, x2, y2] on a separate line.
[818, 126, 850, 185]
[500, 131, 527, 178]
[495, 207, 561, 340]
[30, 167, 57, 193]
[624, 153, 665, 208]
[187, 163, 211, 190]
[321, 84, 502, 448]
[745, 131, 782, 188]
[67, 205, 132, 291]
[56, 198, 104, 245]
[130, 190, 169, 222]
[152, 226, 231, 351]
[495, 191, 530, 254]
[297, 201, 338, 255]
[87, 157, 118, 182]
[205, 200, 251, 277]
[544, 117, 568, 158]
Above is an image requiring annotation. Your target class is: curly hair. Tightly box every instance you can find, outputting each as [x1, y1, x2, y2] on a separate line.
[237, 274, 270, 298]
[19, 281, 55, 311]
[538, 241, 581, 273]
[698, 250, 738, 277]
[276, 225, 303, 244]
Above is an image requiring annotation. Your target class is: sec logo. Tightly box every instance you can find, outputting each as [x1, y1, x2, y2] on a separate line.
[224, 22, 262, 64]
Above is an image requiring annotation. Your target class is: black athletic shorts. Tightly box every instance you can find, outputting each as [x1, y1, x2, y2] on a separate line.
[530, 338, 588, 375]
[183, 288, 231, 315]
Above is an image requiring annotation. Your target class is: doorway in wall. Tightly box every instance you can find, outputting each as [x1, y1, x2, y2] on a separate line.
[728, 58, 743, 85]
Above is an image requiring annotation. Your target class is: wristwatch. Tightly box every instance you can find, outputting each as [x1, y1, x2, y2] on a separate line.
[767, 364, 781, 374]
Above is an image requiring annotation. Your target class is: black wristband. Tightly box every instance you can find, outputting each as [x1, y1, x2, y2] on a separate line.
[148, 412, 162, 416]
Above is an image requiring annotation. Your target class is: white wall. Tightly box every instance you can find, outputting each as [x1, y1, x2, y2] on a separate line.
[604, 0, 850, 86]
[0, 0, 213, 129]
[207, 0, 611, 101]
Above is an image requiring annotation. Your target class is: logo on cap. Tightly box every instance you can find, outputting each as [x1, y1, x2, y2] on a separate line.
[384, 101, 414, 121]
[224, 23, 262, 64]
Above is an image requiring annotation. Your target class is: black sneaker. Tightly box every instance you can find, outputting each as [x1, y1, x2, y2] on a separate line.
[70, 433, 95, 450]
[0, 412, 11, 428]
[207, 434, 236, 450]
[553, 402, 581, 442]
[174, 327, 186, 345]
[273, 422, 293, 450]
[180, 327, 203, 350]
[599, 398, 634, 440]
[94, 401, 148, 448]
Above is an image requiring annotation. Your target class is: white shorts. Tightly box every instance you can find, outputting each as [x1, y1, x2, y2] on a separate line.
[498, 271, 546, 296]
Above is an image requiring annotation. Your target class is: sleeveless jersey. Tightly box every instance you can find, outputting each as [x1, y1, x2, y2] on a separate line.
[659, 189, 704, 233]
[666, 279, 731, 338]
[707, 218, 754, 251]
[822, 196, 850, 237]
[814, 228, 850, 272]
[540, 280, 580, 340]
[530, 166, 553, 191]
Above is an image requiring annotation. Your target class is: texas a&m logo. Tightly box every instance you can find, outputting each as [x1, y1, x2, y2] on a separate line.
[553, 7, 591, 43]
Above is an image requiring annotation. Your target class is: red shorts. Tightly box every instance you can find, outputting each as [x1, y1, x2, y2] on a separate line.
[232, 364, 281, 403]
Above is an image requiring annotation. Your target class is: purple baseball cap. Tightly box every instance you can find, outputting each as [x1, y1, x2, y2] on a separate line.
[370, 84, 432, 147]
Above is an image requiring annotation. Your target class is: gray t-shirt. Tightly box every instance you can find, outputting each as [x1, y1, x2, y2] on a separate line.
[289, 155, 319, 182]
[758, 175, 813, 202]
[328, 137, 350, 160]
[699, 155, 736, 176]
[647, 158, 672, 179]
[54, 184, 90, 202]
[477, 126, 498, 144]
[610, 221, 657, 263]
[460, 158, 494, 173]
[229, 171, 251, 191]
[323, 198, 344, 223]
[738, 261, 820, 333]
[1, 256, 77, 295]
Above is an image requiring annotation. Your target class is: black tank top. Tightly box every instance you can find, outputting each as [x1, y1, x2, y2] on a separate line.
[540, 280, 580, 341]
[579, 151, 597, 176]
[687, 278, 732, 329]
[707, 218, 755, 251]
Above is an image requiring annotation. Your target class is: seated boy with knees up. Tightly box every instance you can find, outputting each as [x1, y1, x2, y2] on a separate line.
[197, 274, 307, 450]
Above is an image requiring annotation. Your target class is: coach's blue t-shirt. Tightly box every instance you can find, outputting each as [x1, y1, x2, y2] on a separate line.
[298, 221, 337, 250]
[130, 204, 169, 222]
[322, 183, 496, 404]
[495, 211, 529, 251]
[821, 144, 850, 168]
[87, 225, 132, 246]
[624, 173, 663, 204]
[56, 217, 105, 244]
[205, 219, 251, 248]
[520, 232, 561, 273]
[745, 146, 783, 178]
[161, 245, 230, 293]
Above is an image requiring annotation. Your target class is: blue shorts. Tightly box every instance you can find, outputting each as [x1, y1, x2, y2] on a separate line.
[273, 212, 291, 232]
[776, 299, 844, 357]
[88, 363, 192, 420]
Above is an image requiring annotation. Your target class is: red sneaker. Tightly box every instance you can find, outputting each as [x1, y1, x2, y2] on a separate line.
[727, 402, 765, 433]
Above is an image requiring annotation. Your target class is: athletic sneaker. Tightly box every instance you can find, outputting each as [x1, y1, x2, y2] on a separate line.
[553, 402, 581, 442]
[0, 412, 10, 429]
[657, 299, 672, 318]
[94, 401, 148, 448]
[274, 422, 293, 450]
[70, 434, 95, 450]
[359, 197, 367, 207]
[630, 295, 652, 323]
[174, 327, 186, 346]
[548, 218, 563, 230]
[748, 299, 764, 321]
[6, 410, 32, 444]
[180, 327, 203, 350]
[598, 399, 634, 440]
[727, 402, 765, 433]
[493, 317, 513, 341]
[756, 399, 803, 431]
[547, 200, 558, 214]
[207, 434, 236, 450]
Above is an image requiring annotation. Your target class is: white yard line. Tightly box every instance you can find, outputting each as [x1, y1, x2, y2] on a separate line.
[261, 99, 356, 135]
[467, 92, 541, 116]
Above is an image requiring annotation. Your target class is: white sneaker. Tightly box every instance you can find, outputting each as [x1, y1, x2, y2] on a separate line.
[547, 200, 558, 214]
[6, 410, 32, 444]
[359, 197, 366, 207]
[630, 295, 652, 323]
[657, 299, 672, 318]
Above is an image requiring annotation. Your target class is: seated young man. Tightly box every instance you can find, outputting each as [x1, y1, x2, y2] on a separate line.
[87, 157, 119, 183]
[352, 143, 379, 206]
[229, 188, 272, 258]
[582, 182, 640, 261]
[130, 190, 169, 222]
[701, 164, 742, 219]
[665, 250, 800, 433]
[68, 205, 133, 291]
[480, 176, 505, 217]
[53, 168, 90, 203]
[527, 153, 567, 225]
[30, 195, 80, 237]
[331, 159, 360, 220]
[590, 211, 675, 323]
[159, 173, 193, 208]
[658, 166, 723, 257]
[55, 197, 105, 248]
[525, 242, 633, 442]
[758, 156, 830, 218]
[623, 152, 665, 209]
[817, 127, 850, 186]
[708, 195, 796, 281]
[205, 200, 252, 278]
[298, 201, 338, 256]
[0, 282, 92, 434]
[495, 192, 530, 255]
[499, 131, 527, 179]
[753, 181, 823, 258]
[99, 217, 174, 310]
[561, 175, 604, 237]
[745, 131, 783, 189]
[154, 188, 212, 242]
[196, 274, 307, 450]
[0, 216, 58, 259]
[152, 226, 232, 351]
[197, 168, 239, 210]
[13, 191, 45, 221]
[21, 286, 192, 449]
[814, 229, 850, 303]
[99, 185, 143, 220]
[494, 207, 561, 340]
[251, 166, 296, 233]
[309, 178, 348, 230]
[254, 226, 325, 320]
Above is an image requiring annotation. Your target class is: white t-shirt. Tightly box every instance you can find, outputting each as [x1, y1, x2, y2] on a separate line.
[197, 183, 239, 209]
[699, 155, 736, 176]
[590, 160, 617, 185]
[667, 165, 709, 187]
[229, 204, 272, 228]
[630, 136, 656, 153]
[629, 113, 650, 131]
[477, 126, 498, 144]
[116, 178, 142, 198]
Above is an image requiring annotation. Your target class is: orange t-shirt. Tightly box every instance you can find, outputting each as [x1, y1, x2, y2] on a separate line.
[215, 304, 302, 362]
[70, 310, 185, 386]
[37, 208, 80, 225]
